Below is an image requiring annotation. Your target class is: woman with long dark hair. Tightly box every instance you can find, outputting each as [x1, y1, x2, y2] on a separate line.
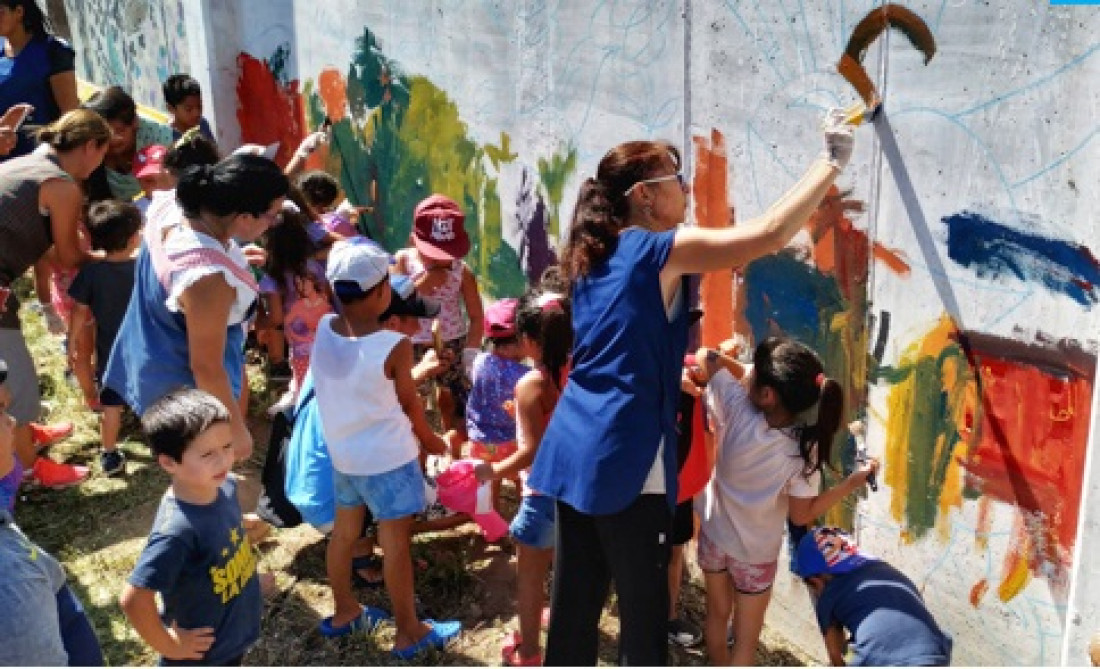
[103, 154, 289, 460]
[527, 111, 855, 665]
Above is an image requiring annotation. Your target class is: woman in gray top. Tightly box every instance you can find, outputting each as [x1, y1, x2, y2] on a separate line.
[0, 108, 109, 485]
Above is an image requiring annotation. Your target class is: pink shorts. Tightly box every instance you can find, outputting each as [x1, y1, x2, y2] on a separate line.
[697, 530, 778, 594]
[470, 440, 517, 463]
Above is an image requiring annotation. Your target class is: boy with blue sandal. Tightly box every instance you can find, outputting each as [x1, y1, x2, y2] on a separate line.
[311, 241, 461, 659]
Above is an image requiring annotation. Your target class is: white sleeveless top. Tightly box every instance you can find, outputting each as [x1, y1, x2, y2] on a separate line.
[311, 315, 419, 475]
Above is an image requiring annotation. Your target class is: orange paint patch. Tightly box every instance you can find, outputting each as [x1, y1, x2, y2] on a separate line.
[236, 52, 307, 167]
[969, 579, 988, 607]
[692, 129, 734, 348]
[318, 68, 348, 123]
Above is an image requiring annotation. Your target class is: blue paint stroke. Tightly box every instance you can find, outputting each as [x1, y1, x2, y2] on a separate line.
[743, 253, 845, 351]
[944, 211, 1100, 307]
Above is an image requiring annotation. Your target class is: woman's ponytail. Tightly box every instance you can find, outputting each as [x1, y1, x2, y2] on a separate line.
[561, 177, 619, 281]
[176, 164, 213, 219]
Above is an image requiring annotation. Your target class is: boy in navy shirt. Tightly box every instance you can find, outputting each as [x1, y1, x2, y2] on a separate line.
[162, 74, 215, 144]
[68, 200, 141, 476]
[120, 389, 261, 665]
[794, 526, 953, 666]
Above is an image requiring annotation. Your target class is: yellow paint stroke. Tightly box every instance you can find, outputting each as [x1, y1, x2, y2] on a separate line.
[999, 514, 1033, 601]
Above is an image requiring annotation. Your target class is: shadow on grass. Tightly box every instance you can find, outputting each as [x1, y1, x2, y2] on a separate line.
[65, 571, 152, 666]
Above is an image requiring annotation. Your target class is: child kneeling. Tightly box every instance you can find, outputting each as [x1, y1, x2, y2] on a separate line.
[794, 526, 953, 666]
[312, 241, 460, 659]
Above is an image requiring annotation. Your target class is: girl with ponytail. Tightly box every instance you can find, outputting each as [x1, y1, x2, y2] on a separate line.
[528, 109, 857, 666]
[692, 336, 877, 665]
[474, 285, 572, 667]
[104, 154, 289, 462]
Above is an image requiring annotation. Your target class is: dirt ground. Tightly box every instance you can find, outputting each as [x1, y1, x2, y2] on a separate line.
[15, 298, 814, 666]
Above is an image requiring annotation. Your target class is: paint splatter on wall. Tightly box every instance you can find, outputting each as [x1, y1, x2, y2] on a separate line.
[61, 0, 189, 109]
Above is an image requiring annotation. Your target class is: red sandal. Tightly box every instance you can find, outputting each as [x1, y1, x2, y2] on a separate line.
[501, 630, 543, 667]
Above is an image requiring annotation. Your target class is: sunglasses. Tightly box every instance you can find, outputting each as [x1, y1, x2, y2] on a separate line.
[624, 172, 687, 196]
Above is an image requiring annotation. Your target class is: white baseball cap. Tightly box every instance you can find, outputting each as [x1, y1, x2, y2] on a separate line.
[326, 241, 391, 295]
[230, 142, 280, 160]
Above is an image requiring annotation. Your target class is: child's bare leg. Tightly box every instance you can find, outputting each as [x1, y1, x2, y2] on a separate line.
[377, 515, 431, 649]
[730, 587, 772, 666]
[516, 543, 553, 658]
[101, 406, 122, 452]
[326, 506, 367, 627]
[704, 570, 734, 666]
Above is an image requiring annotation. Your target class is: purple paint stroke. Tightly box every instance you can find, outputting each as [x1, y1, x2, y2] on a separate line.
[516, 167, 556, 284]
[944, 211, 1100, 307]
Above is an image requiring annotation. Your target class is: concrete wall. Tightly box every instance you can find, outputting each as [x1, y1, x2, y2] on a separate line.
[58, 1, 1100, 664]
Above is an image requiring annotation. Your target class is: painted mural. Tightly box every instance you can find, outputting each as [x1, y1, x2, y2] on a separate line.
[59, 0, 189, 109]
[61, 0, 1100, 664]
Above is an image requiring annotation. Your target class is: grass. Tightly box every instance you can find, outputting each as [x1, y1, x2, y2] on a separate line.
[12, 276, 811, 666]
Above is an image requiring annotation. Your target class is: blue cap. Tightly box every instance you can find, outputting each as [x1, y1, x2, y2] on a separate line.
[793, 526, 875, 577]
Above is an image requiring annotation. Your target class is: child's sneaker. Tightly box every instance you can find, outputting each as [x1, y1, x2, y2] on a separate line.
[667, 617, 703, 647]
[100, 450, 126, 476]
[31, 457, 89, 488]
[30, 421, 74, 448]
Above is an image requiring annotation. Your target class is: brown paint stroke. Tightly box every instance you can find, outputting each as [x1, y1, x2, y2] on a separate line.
[838, 4, 937, 107]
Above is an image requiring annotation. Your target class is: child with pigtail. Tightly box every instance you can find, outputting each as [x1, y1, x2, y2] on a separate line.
[692, 336, 878, 666]
[475, 286, 572, 667]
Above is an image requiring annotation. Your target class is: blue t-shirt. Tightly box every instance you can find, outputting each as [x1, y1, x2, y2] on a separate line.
[170, 118, 216, 145]
[68, 258, 137, 378]
[0, 35, 75, 159]
[129, 477, 261, 666]
[528, 228, 690, 514]
[816, 560, 953, 666]
[466, 351, 530, 443]
[0, 510, 68, 666]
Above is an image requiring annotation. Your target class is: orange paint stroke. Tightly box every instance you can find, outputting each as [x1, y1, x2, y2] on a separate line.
[872, 243, 910, 275]
[236, 52, 307, 167]
[969, 579, 988, 608]
[692, 129, 733, 348]
[318, 68, 348, 123]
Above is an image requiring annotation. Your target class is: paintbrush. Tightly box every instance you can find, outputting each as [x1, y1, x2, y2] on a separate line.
[848, 419, 877, 491]
[842, 100, 882, 126]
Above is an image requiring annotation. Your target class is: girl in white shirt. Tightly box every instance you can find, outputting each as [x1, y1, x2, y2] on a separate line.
[693, 337, 877, 665]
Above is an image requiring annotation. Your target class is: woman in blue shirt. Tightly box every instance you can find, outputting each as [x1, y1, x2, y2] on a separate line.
[527, 111, 855, 665]
[0, 0, 78, 159]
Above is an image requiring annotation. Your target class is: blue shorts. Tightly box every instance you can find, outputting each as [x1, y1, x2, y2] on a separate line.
[332, 459, 426, 521]
[510, 494, 556, 549]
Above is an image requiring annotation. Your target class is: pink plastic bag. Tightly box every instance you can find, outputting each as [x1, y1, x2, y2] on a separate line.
[436, 459, 510, 542]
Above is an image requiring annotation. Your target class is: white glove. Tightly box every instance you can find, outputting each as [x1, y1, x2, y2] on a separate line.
[821, 108, 856, 171]
[295, 131, 328, 159]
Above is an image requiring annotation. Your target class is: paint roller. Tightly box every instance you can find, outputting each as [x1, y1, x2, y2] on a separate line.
[848, 419, 878, 491]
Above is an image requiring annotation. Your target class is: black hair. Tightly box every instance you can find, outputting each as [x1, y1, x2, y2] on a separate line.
[162, 74, 202, 107]
[86, 200, 141, 252]
[561, 140, 680, 282]
[175, 154, 289, 220]
[164, 128, 220, 175]
[0, 0, 50, 36]
[264, 197, 312, 287]
[751, 337, 844, 476]
[296, 170, 341, 209]
[141, 388, 230, 462]
[82, 85, 137, 125]
[516, 288, 573, 390]
[333, 278, 386, 305]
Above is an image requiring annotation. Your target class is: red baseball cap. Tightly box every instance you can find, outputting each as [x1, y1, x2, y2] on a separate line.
[413, 194, 470, 261]
[484, 298, 518, 339]
[134, 144, 168, 179]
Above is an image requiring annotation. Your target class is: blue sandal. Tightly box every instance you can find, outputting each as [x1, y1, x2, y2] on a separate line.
[391, 619, 462, 660]
[318, 606, 391, 638]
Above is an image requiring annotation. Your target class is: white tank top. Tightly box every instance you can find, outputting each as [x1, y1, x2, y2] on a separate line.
[311, 315, 419, 475]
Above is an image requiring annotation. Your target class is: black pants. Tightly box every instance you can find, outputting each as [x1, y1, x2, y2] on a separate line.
[545, 495, 671, 666]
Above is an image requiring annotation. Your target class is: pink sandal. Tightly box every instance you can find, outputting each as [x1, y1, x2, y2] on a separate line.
[501, 630, 543, 667]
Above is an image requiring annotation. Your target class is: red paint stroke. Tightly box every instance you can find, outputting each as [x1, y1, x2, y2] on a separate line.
[959, 334, 1091, 578]
[692, 129, 734, 348]
[969, 579, 988, 607]
[237, 52, 307, 167]
[807, 187, 908, 301]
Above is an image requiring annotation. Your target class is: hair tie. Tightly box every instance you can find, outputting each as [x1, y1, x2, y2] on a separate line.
[816, 373, 826, 389]
[535, 292, 565, 312]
